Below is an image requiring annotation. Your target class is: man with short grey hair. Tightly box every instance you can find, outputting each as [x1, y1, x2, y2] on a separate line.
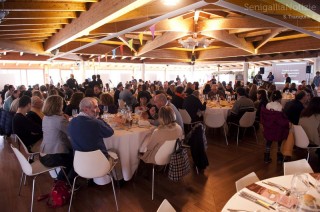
[149, 93, 184, 130]
[68, 97, 114, 158]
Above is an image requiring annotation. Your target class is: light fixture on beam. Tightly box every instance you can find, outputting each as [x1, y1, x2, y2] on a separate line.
[20, 52, 23, 56]
[162, 0, 180, 6]
[178, 34, 213, 49]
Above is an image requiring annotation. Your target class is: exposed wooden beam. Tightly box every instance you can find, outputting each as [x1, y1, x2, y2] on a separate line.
[11, 0, 97, 2]
[5, 11, 77, 19]
[0, 52, 50, 61]
[74, 38, 123, 46]
[1, 35, 51, 39]
[229, 28, 261, 34]
[0, 29, 56, 35]
[237, 30, 271, 38]
[0, 19, 69, 26]
[124, 34, 153, 41]
[3, 2, 86, 11]
[0, 32, 54, 37]
[255, 28, 285, 50]
[201, 30, 255, 53]
[141, 49, 189, 60]
[245, 36, 264, 42]
[0, 25, 63, 31]
[44, 0, 153, 52]
[198, 47, 250, 60]
[137, 31, 188, 56]
[0, 40, 47, 55]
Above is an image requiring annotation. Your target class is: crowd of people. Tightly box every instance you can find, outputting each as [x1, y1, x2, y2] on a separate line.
[0, 71, 320, 184]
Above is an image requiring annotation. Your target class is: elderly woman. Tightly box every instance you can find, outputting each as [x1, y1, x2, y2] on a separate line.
[140, 106, 183, 163]
[39, 95, 75, 182]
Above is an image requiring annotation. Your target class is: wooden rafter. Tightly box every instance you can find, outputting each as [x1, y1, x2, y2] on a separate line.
[255, 28, 285, 50]
[118, 35, 137, 53]
[3, 2, 86, 11]
[0, 39, 47, 55]
[6, 11, 77, 19]
[201, 30, 255, 53]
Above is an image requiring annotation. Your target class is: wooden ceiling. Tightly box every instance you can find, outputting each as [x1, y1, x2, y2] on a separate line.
[0, 0, 319, 64]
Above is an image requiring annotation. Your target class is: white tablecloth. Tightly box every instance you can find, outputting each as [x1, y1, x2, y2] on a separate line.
[104, 126, 154, 181]
[205, 106, 231, 119]
[222, 174, 320, 211]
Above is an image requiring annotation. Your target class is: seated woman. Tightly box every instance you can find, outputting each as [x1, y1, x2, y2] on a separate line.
[39, 95, 75, 182]
[133, 93, 152, 114]
[299, 97, 320, 146]
[254, 89, 268, 122]
[140, 106, 183, 163]
[99, 93, 117, 114]
[261, 90, 289, 164]
[64, 92, 84, 116]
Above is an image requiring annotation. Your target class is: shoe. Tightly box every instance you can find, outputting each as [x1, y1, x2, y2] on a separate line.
[87, 179, 97, 187]
[264, 153, 272, 163]
[277, 152, 284, 164]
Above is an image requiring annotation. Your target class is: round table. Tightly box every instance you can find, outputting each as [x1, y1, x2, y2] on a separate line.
[104, 125, 154, 181]
[222, 174, 320, 211]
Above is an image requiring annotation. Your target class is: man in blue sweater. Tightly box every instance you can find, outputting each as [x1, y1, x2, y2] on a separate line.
[68, 97, 114, 157]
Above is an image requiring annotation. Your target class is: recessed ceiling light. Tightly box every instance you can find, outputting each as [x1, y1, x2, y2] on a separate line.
[162, 0, 180, 6]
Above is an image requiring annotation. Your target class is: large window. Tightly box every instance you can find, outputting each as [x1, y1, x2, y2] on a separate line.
[27, 69, 44, 87]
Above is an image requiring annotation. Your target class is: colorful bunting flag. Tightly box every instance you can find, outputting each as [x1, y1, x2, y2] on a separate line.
[112, 49, 116, 59]
[149, 24, 155, 40]
[128, 39, 133, 51]
[139, 33, 143, 45]
[120, 45, 124, 55]
[105, 53, 108, 62]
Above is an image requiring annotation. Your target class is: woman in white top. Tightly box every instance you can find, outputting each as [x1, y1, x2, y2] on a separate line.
[266, 90, 282, 112]
[140, 106, 183, 164]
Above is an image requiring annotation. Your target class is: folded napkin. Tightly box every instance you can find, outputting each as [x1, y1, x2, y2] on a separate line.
[138, 119, 151, 127]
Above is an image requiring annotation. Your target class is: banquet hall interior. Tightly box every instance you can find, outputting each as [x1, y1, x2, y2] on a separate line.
[1, 0, 320, 211]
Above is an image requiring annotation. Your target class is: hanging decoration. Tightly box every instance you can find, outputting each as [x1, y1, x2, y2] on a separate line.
[112, 49, 116, 59]
[149, 24, 155, 40]
[128, 39, 133, 51]
[139, 33, 144, 45]
[120, 45, 124, 55]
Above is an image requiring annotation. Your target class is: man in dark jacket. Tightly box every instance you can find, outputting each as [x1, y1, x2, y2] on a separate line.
[283, 90, 309, 125]
[171, 86, 184, 109]
[66, 74, 78, 91]
[183, 90, 206, 122]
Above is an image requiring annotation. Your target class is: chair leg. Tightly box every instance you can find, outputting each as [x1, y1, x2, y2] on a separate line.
[110, 175, 119, 211]
[223, 125, 228, 145]
[152, 165, 155, 200]
[31, 176, 38, 212]
[307, 151, 310, 162]
[18, 172, 24, 196]
[242, 128, 247, 138]
[68, 176, 79, 212]
[253, 126, 258, 144]
[195, 166, 199, 175]
[236, 126, 240, 146]
[60, 167, 72, 187]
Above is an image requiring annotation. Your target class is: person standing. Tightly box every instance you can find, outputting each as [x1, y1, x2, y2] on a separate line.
[97, 74, 103, 88]
[66, 74, 78, 91]
[68, 97, 114, 158]
[285, 73, 291, 84]
[267, 72, 274, 83]
[313, 71, 320, 87]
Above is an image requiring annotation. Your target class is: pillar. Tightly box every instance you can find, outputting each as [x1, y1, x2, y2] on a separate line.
[243, 62, 249, 85]
[142, 63, 146, 81]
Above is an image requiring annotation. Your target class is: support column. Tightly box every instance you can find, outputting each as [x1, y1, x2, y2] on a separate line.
[80, 61, 85, 83]
[243, 62, 249, 85]
[142, 63, 146, 81]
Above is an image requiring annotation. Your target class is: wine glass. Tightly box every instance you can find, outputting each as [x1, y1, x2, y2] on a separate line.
[291, 174, 310, 199]
[103, 106, 108, 114]
[72, 109, 78, 117]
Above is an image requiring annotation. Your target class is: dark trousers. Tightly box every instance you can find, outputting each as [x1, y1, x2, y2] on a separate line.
[40, 152, 76, 183]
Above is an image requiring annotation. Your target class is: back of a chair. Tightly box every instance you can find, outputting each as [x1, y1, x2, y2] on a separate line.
[15, 134, 35, 155]
[283, 159, 314, 175]
[74, 150, 111, 179]
[154, 140, 176, 165]
[204, 111, 225, 128]
[11, 144, 33, 176]
[293, 125, 309, 148]
[235, 172, 259, 192]
[179, 109, 191, 124]
[239, 111, 256, 127]
[157, 199, 176, 212]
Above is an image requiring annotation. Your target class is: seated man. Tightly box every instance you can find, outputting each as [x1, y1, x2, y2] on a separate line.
[12, 95, 42, 150]
[149, 93, 184, 130]
[68, 97, 114, 158]
[283, 90, 309, 125]
[227, 87, 255, 124]
[183, 90, 206, 122]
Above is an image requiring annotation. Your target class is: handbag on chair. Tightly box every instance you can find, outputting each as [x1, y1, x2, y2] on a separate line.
[168, 139, 191, 181]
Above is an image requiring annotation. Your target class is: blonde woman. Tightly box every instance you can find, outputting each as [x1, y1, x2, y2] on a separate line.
[140, 106, 183, 164]
[39, 95, 75, 182]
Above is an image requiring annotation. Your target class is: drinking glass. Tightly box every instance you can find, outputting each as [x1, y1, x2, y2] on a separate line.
[291, 174, 310, 199]
[72, 109, 78, 117]
[103, 106, 108, 114]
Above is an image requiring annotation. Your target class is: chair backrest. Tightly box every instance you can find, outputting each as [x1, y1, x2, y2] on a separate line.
[235, 172, 259, 192]
[74, 150, 111, 179]
[157, 199, 176, 212]
[239, 111, 256, 127]
[154, 140, 177, 165]
[11, 144, 33, 176]
[283, 159, 314, 175]
[15, 134, 34, 155]
[118, 99, 125, 109]
[292, 125, 309, 148]
[204, 111, 225, 128]
[179, 109, 191, 124]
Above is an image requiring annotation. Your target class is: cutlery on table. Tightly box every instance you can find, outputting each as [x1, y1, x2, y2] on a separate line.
[239, 192, 275, 210]
[262, 181, 289, 193]
[227, 209, 260, 212]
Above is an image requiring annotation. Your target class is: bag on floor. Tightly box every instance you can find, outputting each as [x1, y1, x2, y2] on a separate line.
[38, 180, 71, 208]
[168, 139, 191, 181]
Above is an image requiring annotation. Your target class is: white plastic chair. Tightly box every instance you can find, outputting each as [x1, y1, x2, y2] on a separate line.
[235, 172, 260, 192]
[11, 144, 70, 212]
[283, 159, 314, 175]
[229, 111, 258, 146]
[157, 199, 176, 212]
[68, 150, 119, 212]
[293, 125, 320, 161]
[15, 134, 40, 162]
[204, 111, 228, 145]
[152, 140, 177, 200]
[118, 99, 125, 109]
[179, 109, 202, 130]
